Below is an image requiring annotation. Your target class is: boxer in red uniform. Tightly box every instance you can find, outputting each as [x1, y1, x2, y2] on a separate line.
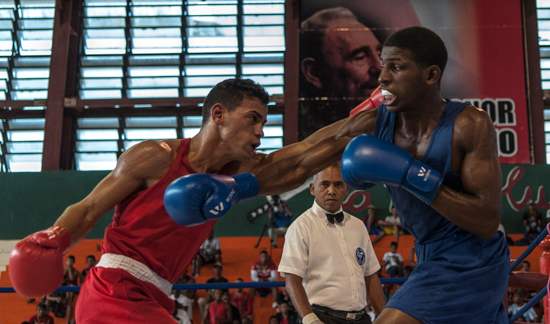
[10, 79, 381, 323]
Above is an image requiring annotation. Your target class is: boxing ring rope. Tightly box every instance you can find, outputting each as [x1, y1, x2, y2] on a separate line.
[506, 224, 550, 324]
[0, 278, 409, 294]
[510, 227, 549, 272]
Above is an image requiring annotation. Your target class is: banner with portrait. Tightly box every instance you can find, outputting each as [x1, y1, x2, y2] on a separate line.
[298, 0, 530, 164]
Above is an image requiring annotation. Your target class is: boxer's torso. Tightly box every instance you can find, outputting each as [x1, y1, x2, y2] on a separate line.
[373, 100, 468, 244]
[102, 138, 228, 283]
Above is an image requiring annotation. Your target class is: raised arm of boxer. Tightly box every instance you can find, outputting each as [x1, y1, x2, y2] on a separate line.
[251, 109, 379, 194]
[237, 105, 378, 190]
[239, 88, 382, 173]
[165, 135, 356, 227]
[239, 116, 347, 174]
[249, 135, 354, 196]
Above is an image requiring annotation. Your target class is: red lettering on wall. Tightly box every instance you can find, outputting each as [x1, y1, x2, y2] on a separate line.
[343, 190, 371, 213]
[502, 166, 550, 211]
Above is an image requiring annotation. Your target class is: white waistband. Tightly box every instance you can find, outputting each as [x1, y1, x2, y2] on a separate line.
[96, 253, 172, 296]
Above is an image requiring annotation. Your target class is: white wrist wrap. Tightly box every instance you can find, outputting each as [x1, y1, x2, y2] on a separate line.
[302, 312, 320, 324]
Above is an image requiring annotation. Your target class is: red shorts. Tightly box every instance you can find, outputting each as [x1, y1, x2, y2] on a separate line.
[75, 267, 176, 323]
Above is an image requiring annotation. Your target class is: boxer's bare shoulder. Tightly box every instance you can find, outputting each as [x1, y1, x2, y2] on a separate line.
[451, 104, 498, 172]
[336, 107, 378, 138]
[453, 104, 495, 138]
[114, 139, 180, 186]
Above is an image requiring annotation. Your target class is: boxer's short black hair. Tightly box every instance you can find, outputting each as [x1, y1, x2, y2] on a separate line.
[383, 26, 448, 74]
[202, 78, 269, 125]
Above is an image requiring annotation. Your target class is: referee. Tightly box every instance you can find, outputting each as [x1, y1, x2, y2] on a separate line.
[278, 163, 386, 324]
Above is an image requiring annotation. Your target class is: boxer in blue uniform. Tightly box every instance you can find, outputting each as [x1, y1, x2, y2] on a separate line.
[160, 26, 508, 324]
[338, 26, 510, 324]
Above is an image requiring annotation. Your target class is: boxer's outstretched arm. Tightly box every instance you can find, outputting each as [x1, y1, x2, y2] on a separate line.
[242, 94, 380, 173]
[247, 135, 353, 196]
[240, 109, 377, 183]
[430, 106, 502, 239]
[54, 140, 176, 248]
[241, 118, 347, 172]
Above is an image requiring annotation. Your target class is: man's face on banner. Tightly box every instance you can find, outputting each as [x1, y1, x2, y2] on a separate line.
[321, 18, 381, 99]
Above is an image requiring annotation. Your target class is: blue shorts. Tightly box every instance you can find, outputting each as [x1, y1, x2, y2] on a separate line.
[387, 231, 510, 324]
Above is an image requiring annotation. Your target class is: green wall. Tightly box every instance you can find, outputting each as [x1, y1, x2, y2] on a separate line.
[0, 164, 548, 239]
[0, 171, 113, 239]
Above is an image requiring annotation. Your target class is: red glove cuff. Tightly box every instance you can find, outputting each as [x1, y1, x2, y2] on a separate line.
[30, 226, 71, 254]
[349, 85, 383, 117]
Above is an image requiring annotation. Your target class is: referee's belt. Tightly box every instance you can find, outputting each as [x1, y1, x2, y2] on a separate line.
[311, 304, 366, 320]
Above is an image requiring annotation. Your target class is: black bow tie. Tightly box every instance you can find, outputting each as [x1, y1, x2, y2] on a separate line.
[326, 212, 344, 224]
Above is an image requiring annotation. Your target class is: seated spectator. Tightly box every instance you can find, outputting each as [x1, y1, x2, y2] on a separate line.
[378, 206, 404, 243]
[172, 296, 192, 324]
[63, 255, 79, 324]
[231, 278, 254, 324]
[198, 262, 229, 323]
[249, 250, 279, 308]
[522, 260, 531, 272]
[171, 269, 195, 324]
[207, 289, 232, 324]
[275, 287, 294, 311]
[29, 302, 54, 324]
[43, 290, 67, 319]
[274, 301, 299, 324]
[171, 269, 196, 324]
[364, 204, 385, 245]
[223, 292, 240, 324]
[268, 199, 293, 248]
[269, 315, 279, 324]
[508, 289, 537, 322]
[63, 255, 79, 287]
[381, 242, 404, 278]
[524, 201, 543, 237]
[80, 255, 96, 284]
[194, 232, 222, 277]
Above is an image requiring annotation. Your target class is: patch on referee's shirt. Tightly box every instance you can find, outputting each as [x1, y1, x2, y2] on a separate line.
[356, 247, 365, 265]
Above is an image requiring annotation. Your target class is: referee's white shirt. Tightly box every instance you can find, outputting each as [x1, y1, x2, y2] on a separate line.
[278, 201, 380, 312]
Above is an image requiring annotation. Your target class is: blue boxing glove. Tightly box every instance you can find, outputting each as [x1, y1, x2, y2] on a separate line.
[341, 134, 443, 205]
[164, 172, 259, 226]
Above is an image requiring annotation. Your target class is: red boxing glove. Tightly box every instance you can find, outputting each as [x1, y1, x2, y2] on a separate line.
[9, 226, 71, 298]
[349, 85, 383, 117]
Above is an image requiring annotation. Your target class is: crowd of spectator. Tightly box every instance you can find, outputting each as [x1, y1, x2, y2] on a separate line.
[23, 198, 548, 324]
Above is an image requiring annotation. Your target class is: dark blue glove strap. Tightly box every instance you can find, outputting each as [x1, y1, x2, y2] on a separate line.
[232, 172, 260, 201]
[404, 160, 443, 204]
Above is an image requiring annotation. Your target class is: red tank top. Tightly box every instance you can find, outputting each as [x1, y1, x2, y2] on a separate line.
[102, 139, 227, 283]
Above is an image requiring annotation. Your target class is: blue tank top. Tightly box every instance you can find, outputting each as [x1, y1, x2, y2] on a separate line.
[373, 100, 468, 244]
